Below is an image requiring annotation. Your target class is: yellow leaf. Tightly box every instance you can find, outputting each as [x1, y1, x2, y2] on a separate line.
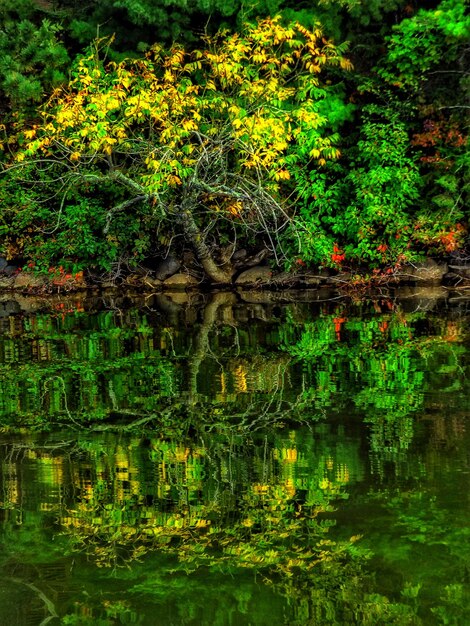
[274, 169, 290, 181]
[23, 129, 37, 140]
[181, 119, 197, 131]
[227, 201, 243, 217]
[168, 174, 182, 186]
[195, 519, 210, 528]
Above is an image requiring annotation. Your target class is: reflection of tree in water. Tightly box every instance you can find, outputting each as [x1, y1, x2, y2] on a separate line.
[0, 292, 303, 430]
[0, 293, 469, 472]
[54, 429, 361, 570]
[0, 295, 469, 622]
[281, 304, 469, 477]
[3, 424, 468, 624]
[0, 430, 368, 624]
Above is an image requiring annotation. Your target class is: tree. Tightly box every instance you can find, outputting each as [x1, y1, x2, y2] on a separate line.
[0, 0, 69, 113]
[10, 17, 351, 282]
[58, 0, 283, 49]
[376, 0, 469, 250]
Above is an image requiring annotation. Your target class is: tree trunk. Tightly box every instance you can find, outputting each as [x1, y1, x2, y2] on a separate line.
[99, 171, 235, 284]
[179, 198, 234, 284]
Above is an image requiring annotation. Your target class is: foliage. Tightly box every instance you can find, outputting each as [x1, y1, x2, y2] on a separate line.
[378, 0, 470, 93]
[56, 0, 356, 50]
[0, 0, 69, 113]
[282, 0, 469, 269]
[61, 0, 247, 48]
[283, 103, 425, 268]
[376, 0, 469, 233]
[56, 0, 416, 52]
[0, 165, 152, 273]
[339, 104, 424, 266]
[0, 0, 468, 279]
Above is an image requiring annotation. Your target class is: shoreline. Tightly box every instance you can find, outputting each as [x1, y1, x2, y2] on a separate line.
[1, 258, 469, 297]
[1, 274, 469, 322]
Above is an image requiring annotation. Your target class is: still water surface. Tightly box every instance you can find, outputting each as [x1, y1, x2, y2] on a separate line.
[0, 290, 469, 625]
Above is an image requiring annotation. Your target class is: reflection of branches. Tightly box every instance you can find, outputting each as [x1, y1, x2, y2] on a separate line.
[203, 387, 313, 435]
[1, 440, 74, 461]
[90, 409, 174, 433]
[10, 578, 58, 626]
[42, 375, 82, 429]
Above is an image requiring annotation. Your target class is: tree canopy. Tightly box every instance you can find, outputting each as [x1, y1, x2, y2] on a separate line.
[9, 18, 352, 281]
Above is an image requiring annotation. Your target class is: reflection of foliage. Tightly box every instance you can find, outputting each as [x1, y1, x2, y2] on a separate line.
[389, 492, 470, 568]
[62, 489, 359, 575]
[349, 489, 470, 626]
[0, 429, 368, 624]
[0, 297, 469, 625]
[282, 305, 469, 472]
[1, 335, 469, 626]
[283, 572, 420, 625]
[0, 309, 181, 427]
[1, 299, 469, 481]
[57, 432, 362, 576]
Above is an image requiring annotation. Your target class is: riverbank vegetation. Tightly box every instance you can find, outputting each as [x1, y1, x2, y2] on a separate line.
[0, 0, 468, 284]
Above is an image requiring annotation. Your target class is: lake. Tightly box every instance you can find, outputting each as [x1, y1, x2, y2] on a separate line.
[0, 288, 469, 625]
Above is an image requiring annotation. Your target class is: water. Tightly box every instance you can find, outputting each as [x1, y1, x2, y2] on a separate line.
[0, 289, 469, 625]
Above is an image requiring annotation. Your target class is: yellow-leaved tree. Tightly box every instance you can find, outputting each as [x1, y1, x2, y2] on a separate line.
[14, 17, 351, 283]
